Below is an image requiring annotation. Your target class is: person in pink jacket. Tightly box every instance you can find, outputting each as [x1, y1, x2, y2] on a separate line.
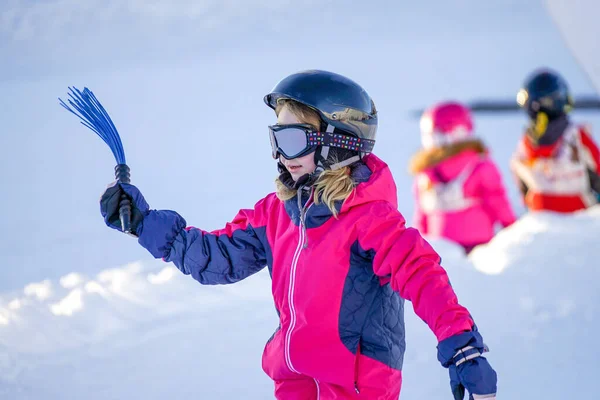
[100, 71, 497, 399]
[410, 101, 517, 253]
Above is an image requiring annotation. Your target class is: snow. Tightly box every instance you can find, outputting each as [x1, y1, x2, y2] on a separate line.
[2, 0, 600, 398]
[546, 0, 600, 92]
[0, 259, 276, 399]
[1, 208, 599, 398]
[402, 207, 600, 399]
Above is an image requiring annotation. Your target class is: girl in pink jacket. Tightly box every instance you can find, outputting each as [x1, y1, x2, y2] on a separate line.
[411, 101, 517, 253]
[100, 72, 497, 399]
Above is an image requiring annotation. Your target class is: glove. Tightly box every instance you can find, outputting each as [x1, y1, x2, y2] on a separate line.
[448, 357, 496, 400]
[438, 329, 497, 400]
[100, 181, 150, 236]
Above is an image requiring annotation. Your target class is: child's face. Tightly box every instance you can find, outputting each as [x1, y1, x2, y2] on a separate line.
[277, 106, 317, 182]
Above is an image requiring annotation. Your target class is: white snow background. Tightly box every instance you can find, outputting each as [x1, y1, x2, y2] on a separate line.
[1, 0, 599, 398]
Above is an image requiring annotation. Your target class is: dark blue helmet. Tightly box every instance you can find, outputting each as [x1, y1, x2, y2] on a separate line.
[264, 70, 377, 143]
[517, 68, 572, 121]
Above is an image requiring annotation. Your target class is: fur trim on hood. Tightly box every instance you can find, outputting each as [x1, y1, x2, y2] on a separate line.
[409, 138, 487, 174]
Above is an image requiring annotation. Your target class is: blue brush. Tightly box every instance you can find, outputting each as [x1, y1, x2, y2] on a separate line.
[59, 87, 133, 234]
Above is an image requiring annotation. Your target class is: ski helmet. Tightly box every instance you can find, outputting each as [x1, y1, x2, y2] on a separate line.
[517, 68, 573, 121]
[264, 70, 377, 169]
[420, 101, 474, 149]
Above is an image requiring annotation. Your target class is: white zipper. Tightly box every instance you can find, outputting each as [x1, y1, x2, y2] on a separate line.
[284, 198, 313, 374]
[284, 221, 304, 373]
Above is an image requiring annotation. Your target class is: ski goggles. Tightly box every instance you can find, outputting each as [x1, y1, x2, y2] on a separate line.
[268, 124, 375, 160]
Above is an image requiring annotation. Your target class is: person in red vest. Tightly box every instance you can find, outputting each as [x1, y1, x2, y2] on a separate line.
[511, 68, 600, 212]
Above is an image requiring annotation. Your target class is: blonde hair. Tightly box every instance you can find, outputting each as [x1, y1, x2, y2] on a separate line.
[274, 99, 356, 217]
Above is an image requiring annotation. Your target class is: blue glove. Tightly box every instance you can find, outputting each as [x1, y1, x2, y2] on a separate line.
[100, 182, 150, 236]
[438, 329, 497, 400]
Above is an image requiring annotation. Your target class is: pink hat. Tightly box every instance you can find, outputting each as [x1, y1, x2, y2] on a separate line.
[420, 101, 474, 149]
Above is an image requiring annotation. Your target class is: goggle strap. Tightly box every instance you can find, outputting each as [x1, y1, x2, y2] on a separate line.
[319, 125, 334, 165]
[329, 155, 361, 171]
[320, 145, 330, 160]
[306, 130, 375, 153]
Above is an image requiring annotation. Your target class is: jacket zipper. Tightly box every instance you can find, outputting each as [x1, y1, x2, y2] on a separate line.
[299, 188, 314, 248]
[284, 189, 313, 374]
[284, 223, 304, 374]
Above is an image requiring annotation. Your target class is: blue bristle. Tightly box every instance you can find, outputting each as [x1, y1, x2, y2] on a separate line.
[59, 87, 126, 164]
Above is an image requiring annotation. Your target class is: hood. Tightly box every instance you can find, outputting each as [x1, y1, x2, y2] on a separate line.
[341, 153, 398, 213]
[421, 150, 485, 184]
[409, 138, 487, 174]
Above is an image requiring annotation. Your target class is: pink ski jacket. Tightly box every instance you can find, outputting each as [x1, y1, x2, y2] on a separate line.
[137, 154, 475, 394]
[412, 144, 516, 250]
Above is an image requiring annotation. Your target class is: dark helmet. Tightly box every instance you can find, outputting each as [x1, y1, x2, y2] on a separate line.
[517, 68, 573, 121]
[264, 70, 377, 144]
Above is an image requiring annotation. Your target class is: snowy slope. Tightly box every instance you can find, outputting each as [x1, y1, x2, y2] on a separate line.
[546, 0, 600, 91]
[1, 207, 599, 399]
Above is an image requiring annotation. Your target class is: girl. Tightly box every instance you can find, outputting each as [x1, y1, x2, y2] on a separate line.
[512, 68, 600, 212]
[100, 70, 497, 399]
[410, 101, 516, 253]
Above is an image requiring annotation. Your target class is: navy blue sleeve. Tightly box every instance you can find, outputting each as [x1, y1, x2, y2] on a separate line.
[137, 208, 269, 285]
